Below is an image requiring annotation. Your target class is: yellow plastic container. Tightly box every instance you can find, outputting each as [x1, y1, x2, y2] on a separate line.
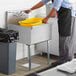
[18, 17, 44, 27]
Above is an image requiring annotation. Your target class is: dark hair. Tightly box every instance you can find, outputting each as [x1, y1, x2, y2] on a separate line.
[52, 0, 54, 3]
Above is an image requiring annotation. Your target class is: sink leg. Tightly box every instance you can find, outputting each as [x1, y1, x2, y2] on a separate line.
[47, 40, 50, 65]
[28, 45, 31, 70]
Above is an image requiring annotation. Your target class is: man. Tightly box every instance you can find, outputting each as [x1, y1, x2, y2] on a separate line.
[24, 0, 72, 67]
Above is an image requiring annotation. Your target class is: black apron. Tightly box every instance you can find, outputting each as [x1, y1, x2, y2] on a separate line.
[57, 7, 72, 36]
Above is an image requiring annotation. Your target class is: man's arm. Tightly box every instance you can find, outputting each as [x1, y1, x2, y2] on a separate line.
[45, 8, 56, 19]
[42, 0, 63, 23]
[24, 1, 44, 13]
[30, 1, 44, 10]
[42, 8, 56, 23]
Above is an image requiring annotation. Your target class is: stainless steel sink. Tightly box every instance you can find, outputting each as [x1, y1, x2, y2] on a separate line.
[8, 23, 52, 45]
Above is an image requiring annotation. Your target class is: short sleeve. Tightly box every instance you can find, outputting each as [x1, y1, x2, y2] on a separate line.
[42, 0, 51, 4]
[53, 0, 63, 11]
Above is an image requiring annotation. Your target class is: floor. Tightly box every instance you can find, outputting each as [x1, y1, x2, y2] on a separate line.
[0, 54, 58, 76]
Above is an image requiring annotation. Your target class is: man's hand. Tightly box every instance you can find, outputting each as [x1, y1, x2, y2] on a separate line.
[42, 18, 49, 24]
[24, 10, 31, 14]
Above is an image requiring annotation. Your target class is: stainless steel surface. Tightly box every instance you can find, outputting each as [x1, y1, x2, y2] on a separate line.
[8, 24, 52, 45]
